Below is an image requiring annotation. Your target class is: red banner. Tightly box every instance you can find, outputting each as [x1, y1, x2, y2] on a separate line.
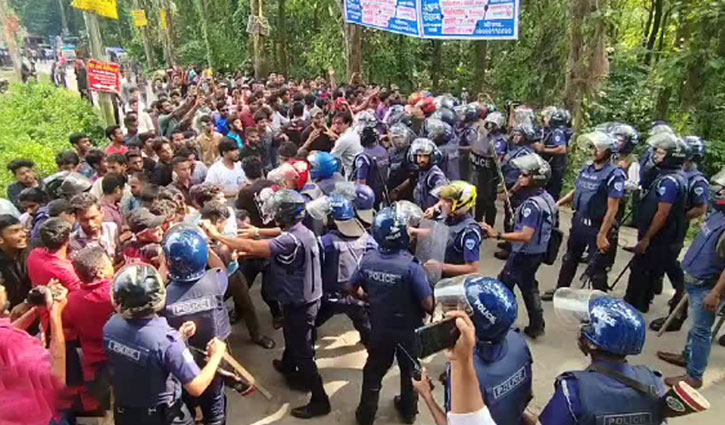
[87, 60, 120, 94]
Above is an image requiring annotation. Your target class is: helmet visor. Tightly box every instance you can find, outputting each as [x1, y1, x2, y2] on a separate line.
[578, 131, 616, 153]
[552, 288, 606, 329]
[305, 196, 332, 222]
[393, 200, 423, 227]
[434, 274, 485, 315]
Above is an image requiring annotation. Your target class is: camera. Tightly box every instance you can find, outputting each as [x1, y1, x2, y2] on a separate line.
[26, 285, 63, 307]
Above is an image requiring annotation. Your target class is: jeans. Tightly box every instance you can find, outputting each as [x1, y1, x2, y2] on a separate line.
[683, 283, 724, 380]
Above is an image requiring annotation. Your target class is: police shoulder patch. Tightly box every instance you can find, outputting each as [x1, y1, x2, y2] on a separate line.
[614, 181, 624, 192]
[522, 207, 532, 218]
[694, 187, 705, 196]
[465, 238, 477, 251]
[658, 185, 667, 196]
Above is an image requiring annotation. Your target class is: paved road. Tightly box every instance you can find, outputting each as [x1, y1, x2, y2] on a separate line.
[223, 206, 725, 425]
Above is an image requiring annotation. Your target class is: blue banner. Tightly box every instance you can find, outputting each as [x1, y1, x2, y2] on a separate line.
[420, 0, 519, 39]
[344, 0, 421, 38]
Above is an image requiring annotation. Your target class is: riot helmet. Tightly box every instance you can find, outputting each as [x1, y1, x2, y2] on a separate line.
[511, 153, 551, 188]
[372, 206, 409, 251]
[683, 136, 706, 163]
[44, 171, 92, 200]
[423, 118, 455, 146]
[389, 123, 415, 150]
[578, 130, 618, 157]
[267, 189, 307, 228]
[163, 224, 209, 282]
[483, 112, 505, 132]
[647, 132, 687, 169]
[384, 105, 406, 127]
[432, 181, 477, 216]
[330, 194, 365, 237]
[431, 107, 458, 127]
[307, 151, 341, 181]
[112, 264, 166, 319]
[408, 138, 443, 167]
[709, 168, 725, 213]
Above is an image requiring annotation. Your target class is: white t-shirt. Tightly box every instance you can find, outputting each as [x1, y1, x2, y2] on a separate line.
[330, 127, 363, 178]
[204, 160, 246, 197]
[447, 407, 497, 425]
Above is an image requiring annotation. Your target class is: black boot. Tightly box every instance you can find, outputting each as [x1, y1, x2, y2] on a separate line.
[355, 390, 380, 425]
[394, 395, 417, 424]
[291, 398, 331, 419]
[494, 250, 510, 260]
[649, 316, 684, 332]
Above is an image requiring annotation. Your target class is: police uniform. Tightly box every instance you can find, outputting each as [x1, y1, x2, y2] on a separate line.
[444, 329, 533, 425]
[540, 127, 568, 201]
[470, 131, 507, 225]
[624, 170, 687, 312]
[414, 165, 448, 211]
[501, 144, 535, 232]
[458, 122, 480, 181]
[268, 221, 329, 405]
[538, 361, 665, 425]
[388, 146, 415, 199]
[316, 229, 376, 346]
[556, 162, 626, 291]
[444, 214, 482, 266]
[164, 269, 231, 425]
[353, 146, 390, 207]
[499, 189, 557, 333]
[351, 248, 432, 421]
[104, 315, 199, 425]
[438, 139, 461, 182]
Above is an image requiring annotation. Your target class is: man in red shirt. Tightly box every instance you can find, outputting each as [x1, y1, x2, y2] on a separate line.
[28, 217, 81, 292]
[104, 125, 128, 156]
[64, 245, 115, 411]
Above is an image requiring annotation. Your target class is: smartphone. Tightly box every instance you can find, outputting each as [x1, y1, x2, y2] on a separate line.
[415, 317, 461, 359]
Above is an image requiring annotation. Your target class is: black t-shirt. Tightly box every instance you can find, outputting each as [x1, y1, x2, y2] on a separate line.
[301, 125, 333, 152]
[284, 118, 307, 146]
[239, 142, 266, 162]
[151, 161, 173, 186]
[235, 178, 275, 228]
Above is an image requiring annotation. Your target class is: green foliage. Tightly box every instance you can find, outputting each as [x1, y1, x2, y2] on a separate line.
[0, 83, 104, 194]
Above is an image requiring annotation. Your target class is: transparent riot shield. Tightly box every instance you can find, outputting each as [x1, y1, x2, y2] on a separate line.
[415, 218, 449, 285]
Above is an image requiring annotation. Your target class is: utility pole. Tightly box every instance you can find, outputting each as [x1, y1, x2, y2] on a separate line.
[83, 11, 116, 125]
[0, 0, 21, 81]
[132, 0, 153, 70]
[57, 0, 68, 35]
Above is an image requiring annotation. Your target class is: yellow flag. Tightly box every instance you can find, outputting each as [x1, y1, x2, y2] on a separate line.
[160, 9, 168, 30]
[71, 0, 119, 20]
[131, 10, 148, 27]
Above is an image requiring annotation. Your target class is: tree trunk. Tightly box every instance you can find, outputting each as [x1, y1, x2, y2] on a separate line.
[277, 0, 288, 76]
[472, 40, 488, 96]
[431, 40, 442, 92]
[563, 0, 587, 114]
[251, 0, 267, 79]
[347, 24, 363, 82]
[642, 0, 655, 47]
[654, 7, 670, 63]
[643, 0, 663, 65]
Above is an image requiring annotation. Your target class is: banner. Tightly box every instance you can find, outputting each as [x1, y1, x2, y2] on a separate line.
[344, 0, 519, 40]
[160, 9, 168, 30]
[71, 0, 119, 20]
[131, 10, 148, 27]
[87, 60, 121, 94]
[344, 0, 421, 37]
[420, 0, 519, 40]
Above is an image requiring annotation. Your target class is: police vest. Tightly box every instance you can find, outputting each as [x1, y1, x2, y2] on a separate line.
[639, 149, 660, 191]
[683, 211, 725, 286]
[512, 192, 557, 254]
[565, 364, 663, 425]
[358, 249, 426, 331]
[353, 146, 390, 203]
[501, 145, 534, 190]
[574, 162, 625, 224]
[685, 169, 709, 210]
[444, 215, 482, 265]
[414, 166, 447, 210]
[541, 128, 568, 170]
[388, 147, 413, 191]
[438, 141, 461, 181]
[164, 269, 231, 349]
[470, 133, 505, 167]
[322, 230, 374, 293]
[459, 125, 479, 147]
[103, 315, 183, 408]
[270, 223, 323, 305]
[637, 170, 687, 245]
[318, 173, 345, 195]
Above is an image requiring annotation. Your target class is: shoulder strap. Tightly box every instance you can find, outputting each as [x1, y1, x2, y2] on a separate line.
[587, 363, 659, 400]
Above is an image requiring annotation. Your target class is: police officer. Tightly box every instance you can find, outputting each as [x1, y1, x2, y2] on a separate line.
[494, 125, 536, 260]
[434, 275, 533, 425]
[481, 153, 557, 339]
[457, 102, 485, 182]
[537, 293, 665, 425]
[351, 207, 434, 425]
[163, 225, 231, 425]
[624, 132, 688, 313]
[470, 111, 507, 225]
[387, 123, 416, 202]
[316, 194, 375, 346]
[104, 264, 227, 425]
[394, 138, 448, 211]
[420, 181, 481, 277]
[541, 131, 626, 300]
[657, 168, 725, 387]
[353, 123, 390, 208]
[425, 118, 461, 181]
[307, 151, 345, 195]
[650, 135, 710, 331]
[533, 108, 569, 201]
[201, 189, 330, 418]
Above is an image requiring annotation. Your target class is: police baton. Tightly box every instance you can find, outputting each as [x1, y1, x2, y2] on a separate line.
[189, 346, 273, 400]
[657, 294, 689, 338]
[607, 256, 635, 292]
[489, 141, 515, 229]
[711, 304, 725, 343]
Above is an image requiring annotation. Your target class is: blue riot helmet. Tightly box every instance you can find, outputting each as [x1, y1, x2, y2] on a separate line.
[435, 274, 517, 342]
[384, 105, 406, 127]
[510, 125, 534, 145]
[434, 95, 457, 111]
[604, 123, 640, 155]
[360, 126, 380, 147]
[553, 288, 645, 356]
[372, 206, 409, 251]
[647, 132, 687, 169]
[649, 121, 674, 137]
[462, 102, 484, 123]
[423, 118, 455, 146]
[408, 138, 443, 166]
[44, 171, 92, 200]
[512, 105, 536, 129]
[389, 123, 415, 151]
[268, 189, 307, 228]
[431, 107, 458, 127]
[483, 111, 505, 132]
[709, 168, 725, 213]
[511, 153, 551, 188]
[354, 183, 376, 226]
[163, 224, 209, 282]
[549, 108, 569, 128]
[112, 264, 166, 318]
[307, 151, 340, 181]
[683, 136, 706, 162]
[355, 110, 378, 134]
[331, 194, 366, 237]
[578, 130, 618, 156]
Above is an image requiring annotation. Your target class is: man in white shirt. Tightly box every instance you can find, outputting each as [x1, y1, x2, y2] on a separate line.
[205, 138, 246, 199]
[329, 112, 363, 178]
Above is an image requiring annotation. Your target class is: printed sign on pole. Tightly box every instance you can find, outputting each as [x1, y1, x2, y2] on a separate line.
[87, 60, 121, 94]
[160, 9, 168, 30]
[71, 0, 119, 20]
[131, 10, 148, 27]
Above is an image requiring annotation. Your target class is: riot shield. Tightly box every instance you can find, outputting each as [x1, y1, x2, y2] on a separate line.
[415, 218, 449, 285]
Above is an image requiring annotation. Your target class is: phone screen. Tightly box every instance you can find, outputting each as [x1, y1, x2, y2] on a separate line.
[415, 317, 461, 359]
